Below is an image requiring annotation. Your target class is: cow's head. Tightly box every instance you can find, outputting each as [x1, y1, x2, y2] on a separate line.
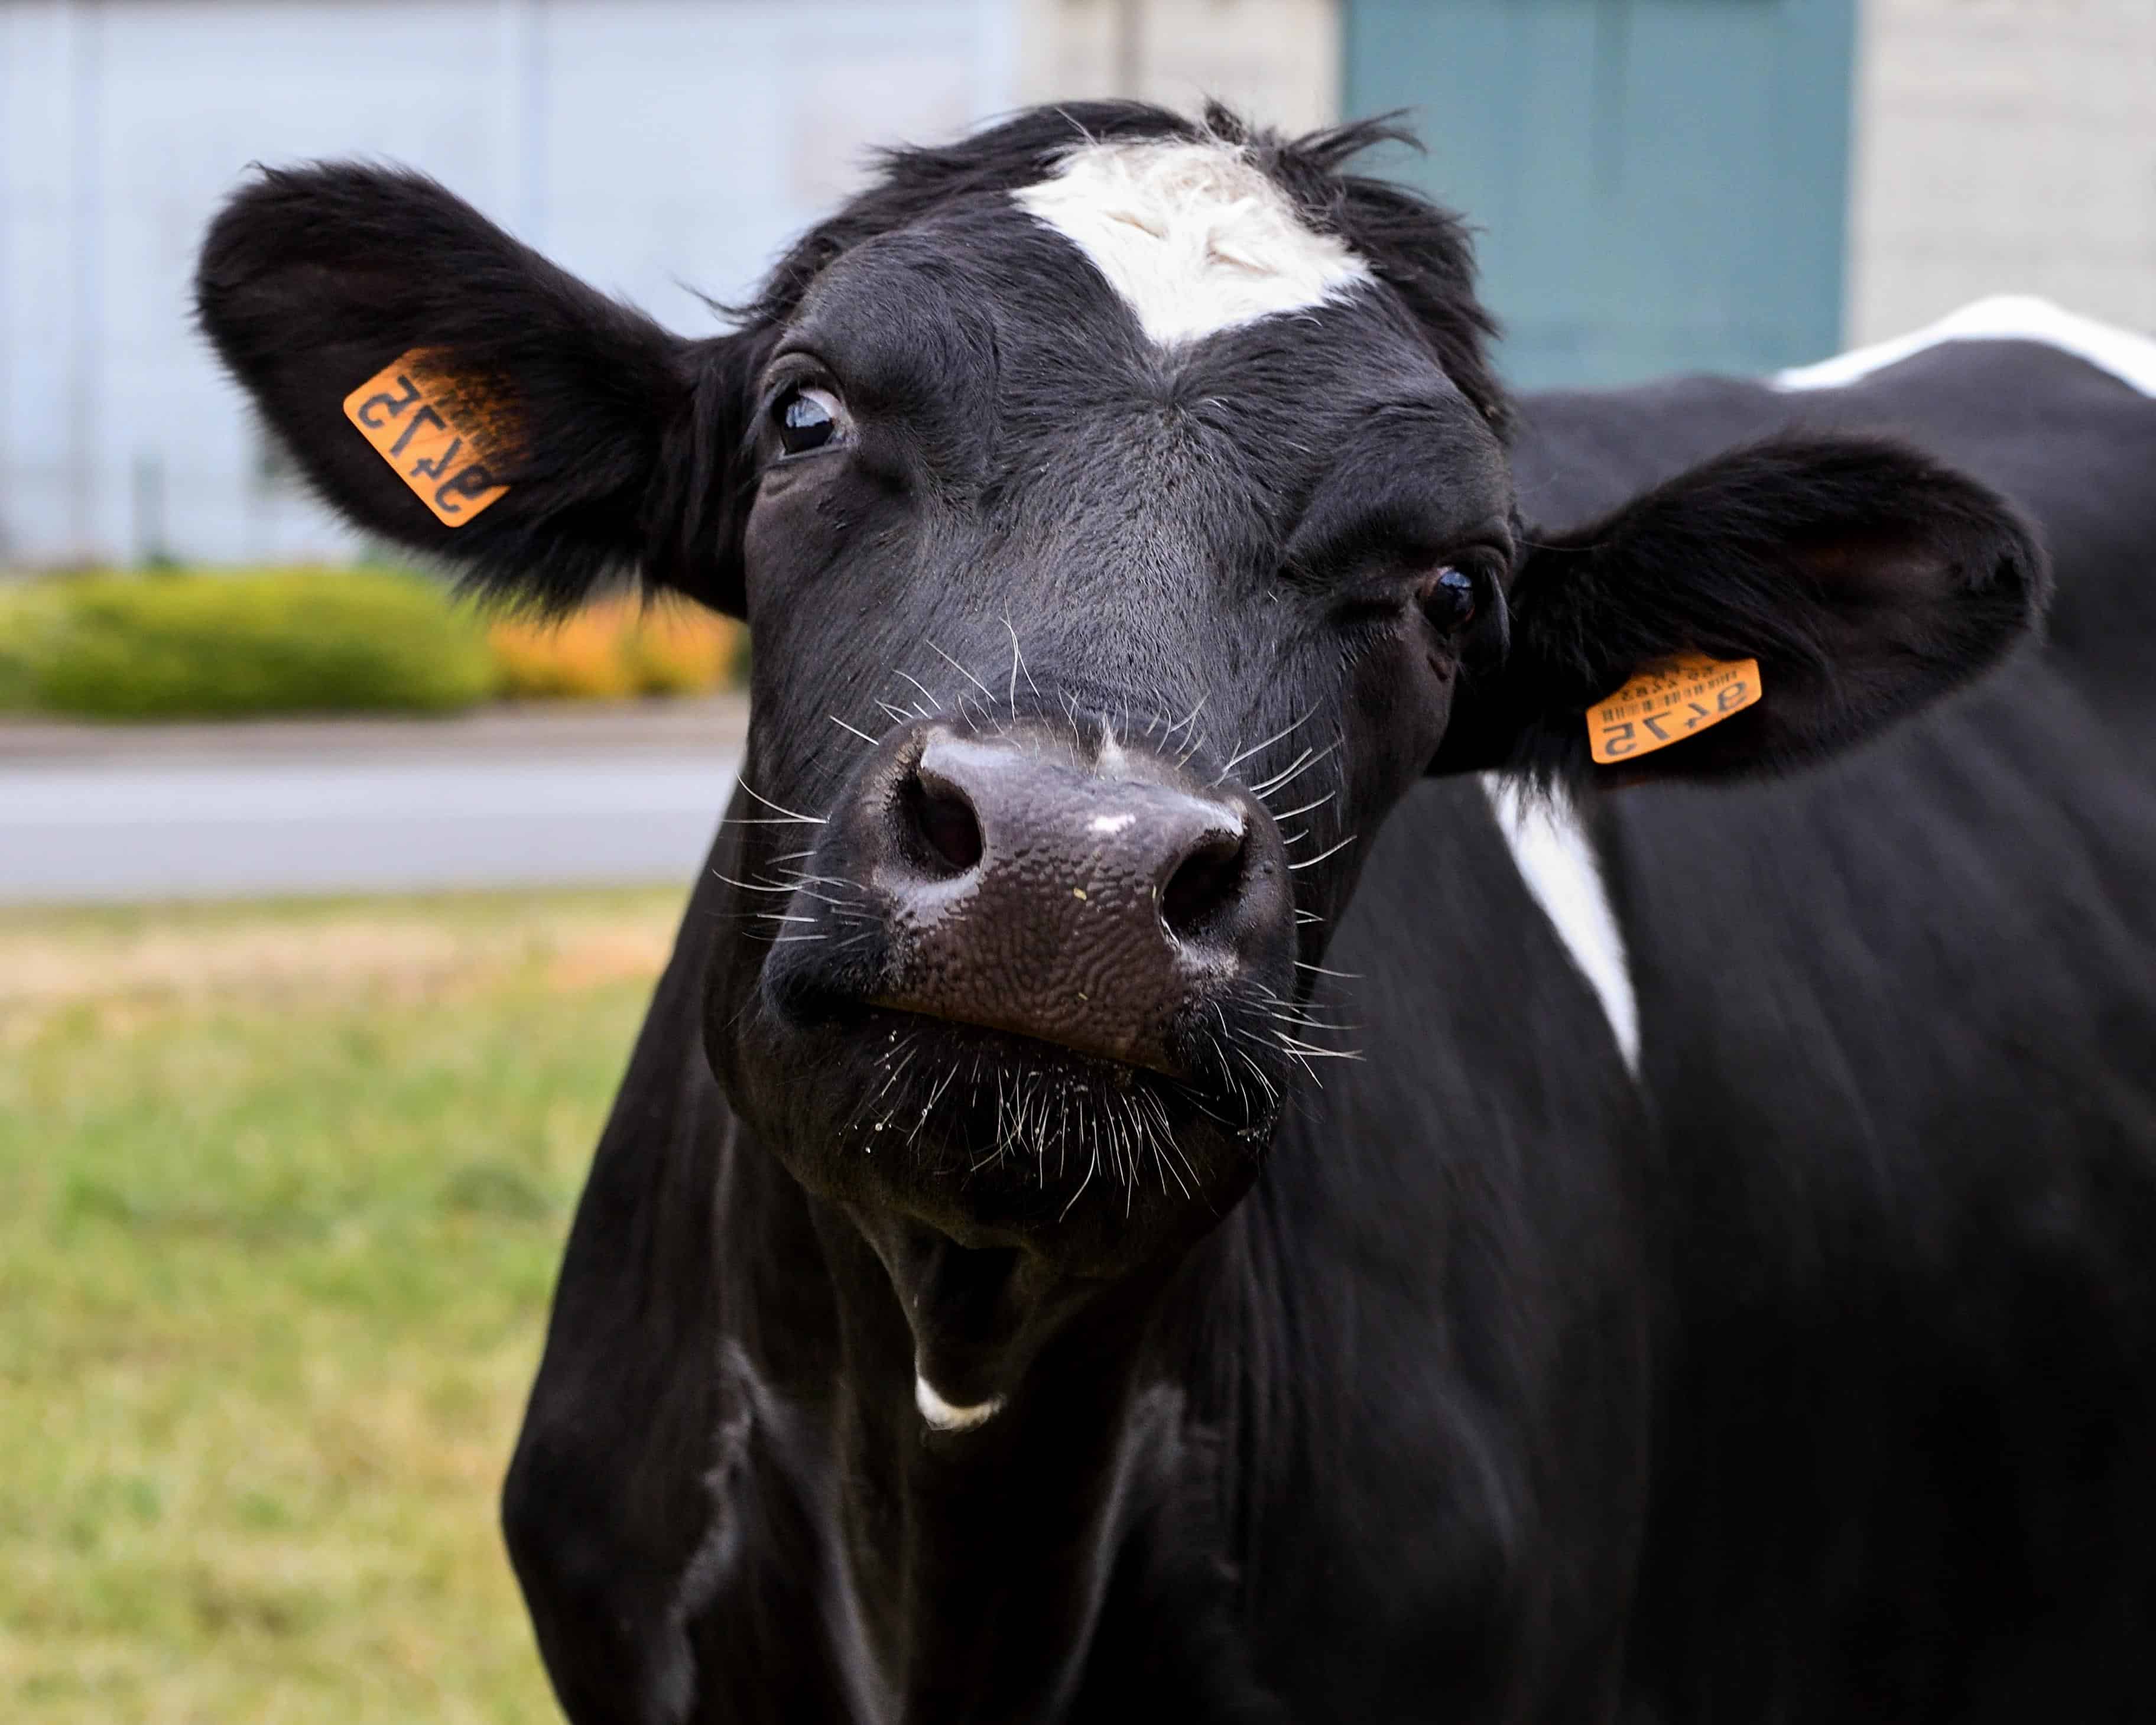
[199, 103, 2043, 1425]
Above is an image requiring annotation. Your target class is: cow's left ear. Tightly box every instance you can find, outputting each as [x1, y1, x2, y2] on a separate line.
[1431, 436, 2049, 781]
[197, 163, 765, 615]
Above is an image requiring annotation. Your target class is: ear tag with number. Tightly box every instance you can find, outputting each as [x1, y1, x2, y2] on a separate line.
[342, 350, 508, 527]
[1588, 652, 1762, 765]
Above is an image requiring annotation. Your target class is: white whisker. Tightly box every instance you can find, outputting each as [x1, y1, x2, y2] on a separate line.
[1004, 616, 1040, 706]
[928, 641, 996, 701]
[739, 785, 827, 825]
[1216, 710, 1313, 779]
[1250, 741, 1336, 800]
[715, 872, 811, 893]
[895, 671, 943, 712]
[1160, 694, 1207, 747]
[1272, 1034, 1362, 1060]
[1287, 834, 1356, 870]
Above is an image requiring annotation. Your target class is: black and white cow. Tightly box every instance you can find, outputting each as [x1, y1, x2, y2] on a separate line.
[196, 104, 2156, 1723]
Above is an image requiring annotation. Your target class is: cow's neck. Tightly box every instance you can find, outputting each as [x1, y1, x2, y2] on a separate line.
[806, 1200, 1187, 1725]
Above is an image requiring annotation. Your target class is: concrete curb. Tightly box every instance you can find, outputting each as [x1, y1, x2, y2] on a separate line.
[0, 694, 749, 765]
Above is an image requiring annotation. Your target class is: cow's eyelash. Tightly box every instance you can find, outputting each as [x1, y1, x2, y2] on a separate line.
[1290, 541, 1506, 605]
[757, 356, 843, 419]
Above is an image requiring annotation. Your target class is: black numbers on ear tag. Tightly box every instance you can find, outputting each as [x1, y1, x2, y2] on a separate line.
[433, 464, 498, 517]
[355, 373, 422, 428]
[342, 350, 509, 527]
[388, 405, 447, 457]
[1587, 655, 1762, 766]
[408, 439, 464, 481]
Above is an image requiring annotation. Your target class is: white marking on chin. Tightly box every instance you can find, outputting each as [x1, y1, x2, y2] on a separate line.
[1481, 777, 1640, 1076]
[1088, 812, 1136, 836]
[915, 1374, 1004, 1433]
[1772, 294, 2156, 398]
[1012, 139, 1374, 348]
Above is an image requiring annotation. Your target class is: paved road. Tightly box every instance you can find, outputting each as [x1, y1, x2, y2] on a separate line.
[0, 702, 745, 905]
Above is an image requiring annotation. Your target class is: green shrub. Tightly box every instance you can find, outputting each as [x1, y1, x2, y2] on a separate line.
[0, 619, 31, 712]
[0, 580, 70, 712]
[25, 569, 498, 720]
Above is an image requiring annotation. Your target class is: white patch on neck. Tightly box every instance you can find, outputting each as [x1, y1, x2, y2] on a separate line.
[1012, 138, 1373, 347]
[1772, 294, 2156, 398]
[1480, 776, 1639, 1076]
[915, 1373, 1004, 1433]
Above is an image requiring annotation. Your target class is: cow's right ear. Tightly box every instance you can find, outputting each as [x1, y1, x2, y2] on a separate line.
[196, 164, 763, 615]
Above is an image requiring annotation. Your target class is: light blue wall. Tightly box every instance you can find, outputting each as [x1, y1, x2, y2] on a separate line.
[1342, 0, 1856, 391]
[0, 0, 1016, 566]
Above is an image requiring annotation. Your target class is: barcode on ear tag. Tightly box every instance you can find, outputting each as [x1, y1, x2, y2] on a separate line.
[1588, 652, 1762, 764]
[342, 350, 508, 527]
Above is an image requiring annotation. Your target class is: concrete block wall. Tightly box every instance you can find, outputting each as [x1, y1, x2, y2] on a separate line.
[1847, 0, 2156, 341]
[1017, 0, 1339, 137]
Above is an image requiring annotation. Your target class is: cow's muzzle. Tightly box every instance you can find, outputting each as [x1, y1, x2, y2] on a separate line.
[822, 719, 1291, 1075]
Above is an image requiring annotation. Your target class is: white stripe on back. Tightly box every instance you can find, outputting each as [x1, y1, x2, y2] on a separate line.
[1773, 294, 2156, 397]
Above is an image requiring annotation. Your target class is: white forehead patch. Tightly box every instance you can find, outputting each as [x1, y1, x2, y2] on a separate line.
[1012, 139, 1374, 348]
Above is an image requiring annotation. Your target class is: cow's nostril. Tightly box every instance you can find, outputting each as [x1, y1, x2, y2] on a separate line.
[1160, 830, 1247, 943]
[901, 771, 985, 878]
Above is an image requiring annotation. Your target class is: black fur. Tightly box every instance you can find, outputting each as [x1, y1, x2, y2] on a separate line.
[190, 101, 2156, 1724]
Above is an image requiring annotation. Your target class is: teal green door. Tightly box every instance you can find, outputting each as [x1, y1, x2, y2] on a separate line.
[1342, 0, 1856, 389]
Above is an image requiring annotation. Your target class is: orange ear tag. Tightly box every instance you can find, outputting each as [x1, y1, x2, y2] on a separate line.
[1587, 652, 1762, 765]
[342, 350, 508, 527]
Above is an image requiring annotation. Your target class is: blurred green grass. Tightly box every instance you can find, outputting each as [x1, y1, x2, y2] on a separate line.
[0, 887, 689, 1723]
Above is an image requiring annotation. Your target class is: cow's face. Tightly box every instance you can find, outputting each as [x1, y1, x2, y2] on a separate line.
[710, 141, 1515, 1309]
[199, 103, 2044, 1426]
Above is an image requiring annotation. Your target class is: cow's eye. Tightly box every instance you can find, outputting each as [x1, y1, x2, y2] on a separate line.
[1421, 566, 1478, 634]
[774, 386, 843, 456]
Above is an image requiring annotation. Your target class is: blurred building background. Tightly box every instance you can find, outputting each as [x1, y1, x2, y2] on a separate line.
[2, 0, 2151, 568]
